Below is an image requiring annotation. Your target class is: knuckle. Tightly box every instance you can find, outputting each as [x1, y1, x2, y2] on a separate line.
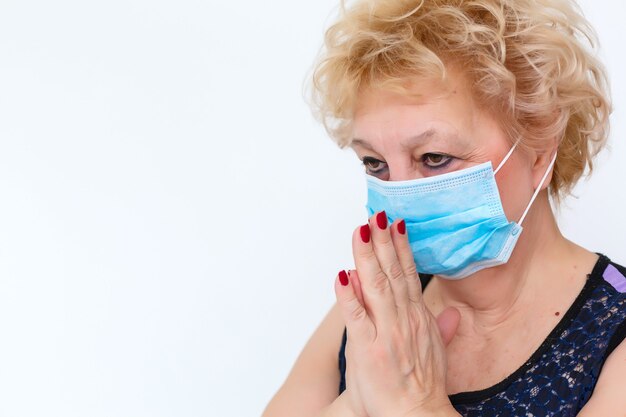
[360, 248, 378, 262]
[348, 300, 368, 323]
[372, 270, 391, 293]
[383, 262, 405, 281]
[403, 261, 418, 277]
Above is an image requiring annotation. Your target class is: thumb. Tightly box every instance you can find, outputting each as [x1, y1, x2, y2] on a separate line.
[436, 307, 461, 346]
[334, 270, 373, 342]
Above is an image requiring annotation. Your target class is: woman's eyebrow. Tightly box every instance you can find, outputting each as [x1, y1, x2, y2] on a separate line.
[352, 128, 460, 150]
[403, 128, 440, 148]
[351, 138, 374, 150]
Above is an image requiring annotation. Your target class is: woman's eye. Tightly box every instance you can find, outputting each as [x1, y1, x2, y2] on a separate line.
[361, 157, 387, 174]
[422, 153, 453, 169]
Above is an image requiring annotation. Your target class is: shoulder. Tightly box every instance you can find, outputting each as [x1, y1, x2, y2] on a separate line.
[596, 255, 626, 292]
[586, 254, 626, 350]
[577, 337, 626, 416]
[577, 255, 626, 416]
[585, 254, 626, 306]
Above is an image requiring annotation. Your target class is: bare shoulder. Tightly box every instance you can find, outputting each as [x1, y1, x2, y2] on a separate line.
[262, 302, 345, 417]
[577, 338, 626, 416]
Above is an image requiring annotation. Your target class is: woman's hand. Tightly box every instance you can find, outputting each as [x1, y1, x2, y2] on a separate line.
[334, 211, 461, 417]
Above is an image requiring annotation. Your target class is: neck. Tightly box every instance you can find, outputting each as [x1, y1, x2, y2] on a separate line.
[427, 192, 590, 332]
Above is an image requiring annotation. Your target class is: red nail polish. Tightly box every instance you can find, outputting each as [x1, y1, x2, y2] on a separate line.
[339, 270, 349, 286]
[360, 224, 371, 243]
[397, 219, 406, 235]
[376, 211, 387, 230]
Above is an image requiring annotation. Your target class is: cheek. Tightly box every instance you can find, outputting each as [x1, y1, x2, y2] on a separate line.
[495, 159, 536, 222]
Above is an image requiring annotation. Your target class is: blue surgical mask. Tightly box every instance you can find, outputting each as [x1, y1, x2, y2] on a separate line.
[365, 143, 557, 279]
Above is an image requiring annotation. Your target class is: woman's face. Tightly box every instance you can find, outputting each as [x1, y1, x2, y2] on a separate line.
[350, 73, 540, 223]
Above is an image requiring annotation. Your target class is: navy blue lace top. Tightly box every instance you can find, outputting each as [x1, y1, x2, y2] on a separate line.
[338, 254, 626, 416]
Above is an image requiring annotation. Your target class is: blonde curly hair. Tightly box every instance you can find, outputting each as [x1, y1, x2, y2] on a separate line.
[307, 0, 611, 198]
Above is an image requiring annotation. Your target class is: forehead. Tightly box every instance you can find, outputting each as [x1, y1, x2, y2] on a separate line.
[350, 73, 504, 150]
[353, 75, 476, 134]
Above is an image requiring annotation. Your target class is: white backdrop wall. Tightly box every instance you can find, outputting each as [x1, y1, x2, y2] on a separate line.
[0, 1, 623, 416]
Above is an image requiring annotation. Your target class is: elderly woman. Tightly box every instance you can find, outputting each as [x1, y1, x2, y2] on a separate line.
[263, 0, 625, 416]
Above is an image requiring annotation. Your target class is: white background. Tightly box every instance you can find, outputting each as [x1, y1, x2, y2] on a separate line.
[0, 1, 623, 416]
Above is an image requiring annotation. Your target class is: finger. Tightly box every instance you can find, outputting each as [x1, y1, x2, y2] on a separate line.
[390, 218, 422, 303]
[435, 307, 461, 346]
[369, 211, 410, 310]
[347, 269, 364, 308]
[335, 270, 374, 341]
[352, 221, 398, 328]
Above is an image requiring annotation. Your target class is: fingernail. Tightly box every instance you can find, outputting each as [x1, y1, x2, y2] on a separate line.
[397, 219, 406, 235]
[376, 211, 387, 230]
[359, 224, 371, 243]
[339, 270, 349, 286]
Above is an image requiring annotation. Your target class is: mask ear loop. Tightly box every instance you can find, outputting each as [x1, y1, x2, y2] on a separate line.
[494, 141, 520, 175]
[518, 151, 558, 225]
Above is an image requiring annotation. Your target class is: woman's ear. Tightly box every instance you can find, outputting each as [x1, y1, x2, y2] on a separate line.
[531, 138, 559, 191]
